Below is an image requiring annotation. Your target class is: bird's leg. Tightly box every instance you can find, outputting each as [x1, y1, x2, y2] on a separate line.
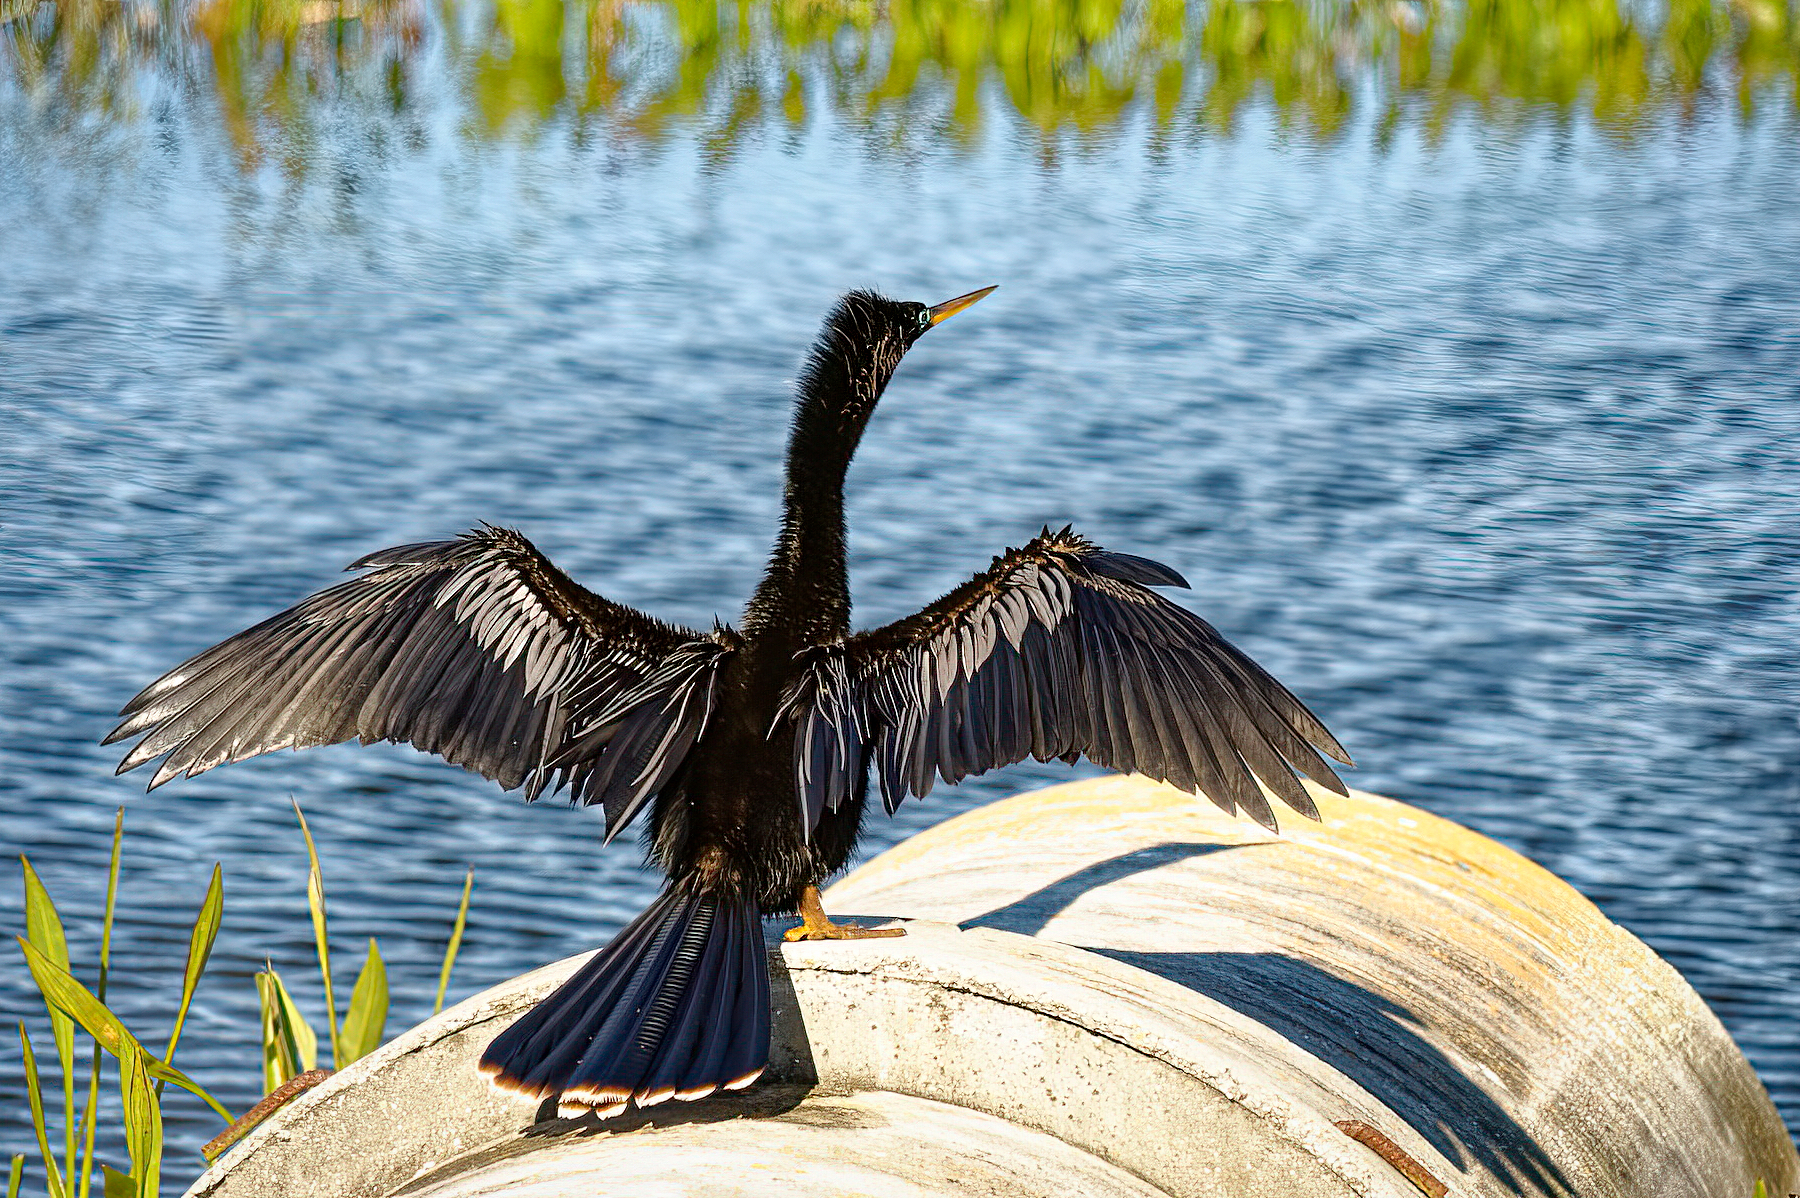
[782, 885, 905, 941]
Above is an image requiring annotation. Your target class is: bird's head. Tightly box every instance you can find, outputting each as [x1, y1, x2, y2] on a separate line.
[792, 286, 996, 452]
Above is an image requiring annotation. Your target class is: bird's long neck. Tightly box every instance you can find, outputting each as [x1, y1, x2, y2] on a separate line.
[741, 400, 862, 647]
[743, 295, 908, 649]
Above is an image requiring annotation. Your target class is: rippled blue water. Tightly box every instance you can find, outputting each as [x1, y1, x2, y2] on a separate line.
[3, 47, 1799, 1187]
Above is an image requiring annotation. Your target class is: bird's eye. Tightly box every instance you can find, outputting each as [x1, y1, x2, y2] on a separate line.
[917, 309, 931, 328]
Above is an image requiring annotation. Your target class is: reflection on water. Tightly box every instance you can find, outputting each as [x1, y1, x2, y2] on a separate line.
[3, 0, 1797, 163]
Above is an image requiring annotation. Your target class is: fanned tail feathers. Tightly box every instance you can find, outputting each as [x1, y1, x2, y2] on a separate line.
[480, 888, 769, 1118]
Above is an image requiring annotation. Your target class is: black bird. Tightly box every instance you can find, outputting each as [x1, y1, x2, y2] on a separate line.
[107, 286, 1351, 1118]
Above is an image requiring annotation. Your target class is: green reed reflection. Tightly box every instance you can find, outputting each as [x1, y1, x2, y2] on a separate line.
[2, 0, 1796, 162]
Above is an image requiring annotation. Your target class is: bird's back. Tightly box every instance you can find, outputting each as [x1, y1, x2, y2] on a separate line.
[651, 623, 868, 910]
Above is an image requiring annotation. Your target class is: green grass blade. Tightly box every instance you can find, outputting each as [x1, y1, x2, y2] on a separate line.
[18, 1024, 69, 1198]
[16, 938, 233, 1124]
[97, 810, 122, 996]
[291, 801, 340, 1069]
[339, 939, 388, 1065]
[20, 858, 78, 1183]
[99, 1166, 132, 1198]
[78, 808, 124, 1198]
[255, 973, 290, 1094]
[434, 867, 473, 1015]
[164, 865, 223, 1068]
[139, 1052, 228, 1122]
[272, 968, 318, 1075]
[19, 936, 136, 1062]
[118, 1044, 160, 1198]
[257, 965, 317, 1087]
[7, 1155, 23, 1198]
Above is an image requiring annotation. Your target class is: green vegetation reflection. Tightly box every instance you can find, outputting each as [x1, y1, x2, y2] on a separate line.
[1, 0, 1797, 155]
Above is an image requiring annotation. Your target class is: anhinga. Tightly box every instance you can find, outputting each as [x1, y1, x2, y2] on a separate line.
[107, 286, 1351, 1118]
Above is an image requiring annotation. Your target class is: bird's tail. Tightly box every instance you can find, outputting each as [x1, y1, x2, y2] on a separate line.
[479, 886, 769, 1118]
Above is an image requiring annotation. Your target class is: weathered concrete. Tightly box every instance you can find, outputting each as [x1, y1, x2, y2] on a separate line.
[828, 776, 1800, 1197]
[393, 1088, 1173, 1197]
[183, 777, 1798, 1198]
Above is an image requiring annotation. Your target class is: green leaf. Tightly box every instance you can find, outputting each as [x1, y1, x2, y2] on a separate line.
[165, 865, 222, 1067]
[97, 808, 124, 996]
[7, 1155, 23, 1198]
[272, 968, 318, 1075]
[16, 939, 233, 1125]
[1752, 1183, 1768, 1198]
[79, 807, 125, 1198]
[21, 858, 77, 1182]
[256, 966, 317, 1091]
[255, 974, 289, 1094]
[99, 1165, 133, 1198]
[339, 940, 388, 1065]
[434, 867, 473, 1015]
[117, 1046, 160, 1198]
[18, 1024, 68, 1198]
[291, 801, 340, 1069]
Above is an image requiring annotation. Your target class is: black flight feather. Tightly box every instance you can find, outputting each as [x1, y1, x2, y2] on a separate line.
[107, 528, 726, 808]
[784, 528, 1350, 834]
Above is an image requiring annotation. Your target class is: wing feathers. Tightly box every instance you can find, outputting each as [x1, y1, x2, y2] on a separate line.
[110, 528, 731, 840]
[788, 529, 1348, 837]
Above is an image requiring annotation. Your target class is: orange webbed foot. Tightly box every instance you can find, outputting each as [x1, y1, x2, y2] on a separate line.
[782, 885, 906, 941]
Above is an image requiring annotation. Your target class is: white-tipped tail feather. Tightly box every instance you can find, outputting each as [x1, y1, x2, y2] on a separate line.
[479, 887, 770, 1119]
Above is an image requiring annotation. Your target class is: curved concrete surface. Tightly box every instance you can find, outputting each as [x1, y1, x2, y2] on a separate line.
[182, 777, 1796, 1198]
[393, 1088, 1172, 1198]
[827, 775, 1799, 1197]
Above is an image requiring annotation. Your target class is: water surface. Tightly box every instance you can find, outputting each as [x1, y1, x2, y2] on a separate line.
[3, 0, 1798, 1186]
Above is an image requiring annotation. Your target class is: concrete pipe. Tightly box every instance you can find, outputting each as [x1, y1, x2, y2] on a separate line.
[185, 777, 1797, 1198]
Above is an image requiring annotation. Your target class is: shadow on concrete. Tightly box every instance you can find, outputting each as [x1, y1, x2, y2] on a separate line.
[961, 841, 1246, 936]
[766, 948, 819, 1087]
[1094, 949, 1572, 1198]
[437, 843, 1565, 1197]
[522, 1082, 816, 1138]
[390, 1086, 820, 1194]
[954, 844, 1571, 1196]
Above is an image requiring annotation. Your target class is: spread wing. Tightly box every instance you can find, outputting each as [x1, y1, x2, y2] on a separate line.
[107, 526, 732, 839]
[780, 527, 1350, 837]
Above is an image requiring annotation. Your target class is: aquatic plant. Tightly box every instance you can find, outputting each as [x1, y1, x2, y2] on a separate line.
[10, 810, 230, 1198]
[203, 803, 473, 1159]
[7, 808, 475, 1194]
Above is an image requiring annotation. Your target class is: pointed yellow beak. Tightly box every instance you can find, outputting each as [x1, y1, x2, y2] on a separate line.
[927, 285, 998, 327]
